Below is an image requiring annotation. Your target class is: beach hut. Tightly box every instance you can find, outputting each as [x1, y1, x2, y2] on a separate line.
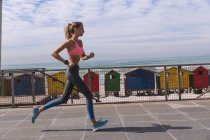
[47, 72, 66, 95]
[124, 68, 155, 97]
[159, 67, 190, 92]
[47, 72, 79, 99]
[0, 78, 11, 96]
[104, 70, 120, 97]
[192, 66, 208, 94]
[83, 71, 99, 99]
[193, 66, 208, 88]
[13, 74, 44, 96]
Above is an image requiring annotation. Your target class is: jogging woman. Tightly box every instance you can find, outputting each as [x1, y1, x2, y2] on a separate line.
[32, 21, 108, 132]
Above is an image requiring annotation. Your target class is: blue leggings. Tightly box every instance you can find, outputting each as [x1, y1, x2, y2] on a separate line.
[43, 65, 95, 120]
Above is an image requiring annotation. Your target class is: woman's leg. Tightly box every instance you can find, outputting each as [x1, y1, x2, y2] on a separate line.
[71, 75, 108, 131]
[41, 80, 74, 111]
[71, 75, 96, 124]
[32, 80, 74, 123]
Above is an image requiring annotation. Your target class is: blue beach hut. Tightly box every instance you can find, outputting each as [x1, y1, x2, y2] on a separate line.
[124, 68, 155, 96]
[14, 74, 44, 96]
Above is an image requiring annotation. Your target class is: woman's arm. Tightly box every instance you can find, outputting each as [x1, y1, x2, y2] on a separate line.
[79, 40, 95, 60]
[81, 52, 95, 60]
[51, 40, 72, 64]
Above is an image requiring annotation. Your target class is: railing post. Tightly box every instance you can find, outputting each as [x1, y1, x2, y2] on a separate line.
[1, 70, 4, 97]
[10, 73, 15, 108]
[31, 72, 35, 103]
[164, 66, 168, 101]
[177, 65, 181, 100]
[41, 69, 46, 95]
[88, 69, 91, 91]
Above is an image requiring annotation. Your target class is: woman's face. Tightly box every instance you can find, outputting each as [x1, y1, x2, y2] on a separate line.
[75, 24, 84, 36]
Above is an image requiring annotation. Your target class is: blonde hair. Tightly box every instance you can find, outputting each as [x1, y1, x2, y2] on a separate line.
[64, 22, 83, 39]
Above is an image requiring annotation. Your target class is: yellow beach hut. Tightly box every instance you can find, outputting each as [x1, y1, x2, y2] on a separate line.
[159, 67, 190, 90]
[47, 72, 78, 96]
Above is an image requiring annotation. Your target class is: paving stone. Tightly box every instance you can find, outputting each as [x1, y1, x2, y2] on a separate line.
[176, 107, 208, 113]
[84, 133, 128, 140]
[186, 111, 210, 120]
[40, 135, 82, 140]
[169, 129, 210, 140]
[161, 120, 204, 130]
[197, 119, 210, 129]
[121, 115, 156, 124]
[153, 113, 190, 121]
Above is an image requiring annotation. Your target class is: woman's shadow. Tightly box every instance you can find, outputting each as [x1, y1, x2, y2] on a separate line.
[42, 124, 192, 133]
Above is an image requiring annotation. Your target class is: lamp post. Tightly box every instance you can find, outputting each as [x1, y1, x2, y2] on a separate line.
[0, 0, 2, 71]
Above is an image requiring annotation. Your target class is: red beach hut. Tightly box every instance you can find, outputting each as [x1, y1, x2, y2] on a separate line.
[83, 71, 99, 93]
[193, 66, 208, 89]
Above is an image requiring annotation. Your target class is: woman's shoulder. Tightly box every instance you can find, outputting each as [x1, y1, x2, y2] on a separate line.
[66, 39, 82, 43]
[65, 39, 83, 47]
[65, 39, 75, 45]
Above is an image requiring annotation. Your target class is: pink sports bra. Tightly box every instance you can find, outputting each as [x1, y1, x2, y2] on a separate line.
[68, 40, 84, 56]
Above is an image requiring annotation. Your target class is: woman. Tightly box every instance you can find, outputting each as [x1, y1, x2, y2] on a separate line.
[32, 22, 108, 132]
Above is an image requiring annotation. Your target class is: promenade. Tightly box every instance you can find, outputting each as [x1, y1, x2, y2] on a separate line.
[1, 100, 210, 140]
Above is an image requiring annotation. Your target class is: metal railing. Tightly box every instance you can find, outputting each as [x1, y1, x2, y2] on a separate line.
[0, 63, 210, 107]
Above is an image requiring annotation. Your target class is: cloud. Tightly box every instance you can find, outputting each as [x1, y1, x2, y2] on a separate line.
[2, 0, 210, 65]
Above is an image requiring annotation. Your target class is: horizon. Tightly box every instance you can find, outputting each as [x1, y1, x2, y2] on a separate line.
[2, 55, 210, 70]
[2, 54, 210, 65]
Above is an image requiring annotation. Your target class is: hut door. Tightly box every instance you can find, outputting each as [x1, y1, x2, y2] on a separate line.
[198, 71, 203, 85]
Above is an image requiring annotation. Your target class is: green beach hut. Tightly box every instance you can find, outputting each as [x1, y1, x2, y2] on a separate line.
[105, 70, 120, 97]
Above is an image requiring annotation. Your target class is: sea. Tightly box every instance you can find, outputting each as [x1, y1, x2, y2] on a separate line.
[2, 55, 210, 70]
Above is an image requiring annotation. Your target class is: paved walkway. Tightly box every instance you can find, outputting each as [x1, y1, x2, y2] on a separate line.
[1, 100, 210, 140]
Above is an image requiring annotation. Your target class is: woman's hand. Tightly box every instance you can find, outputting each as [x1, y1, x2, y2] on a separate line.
[69, 62, 75, 68]
[64, 59, 74, 68]
[63, 60, 69, 65]
[89, 52, 95, 58]
[81, 52, 95, 60]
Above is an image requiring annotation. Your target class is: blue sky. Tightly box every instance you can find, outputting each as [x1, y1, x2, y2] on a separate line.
[2, 0, 210, 65]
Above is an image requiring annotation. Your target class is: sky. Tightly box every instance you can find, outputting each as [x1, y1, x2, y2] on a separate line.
[2, 0, 210, 65]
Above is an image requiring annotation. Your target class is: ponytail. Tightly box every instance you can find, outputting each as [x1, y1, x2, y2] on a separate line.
[64, 22, 83, 40]
[64, 23, 72, 40]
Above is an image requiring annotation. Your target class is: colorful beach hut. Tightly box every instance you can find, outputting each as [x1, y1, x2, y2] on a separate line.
[0, 78, 11, 96]
[83, 71, 99, 98]
[14, 74, 44, 96]
[193, 66, 208, 89]
[124, 68, 155, 96]
[104, 70, 120, 97]
[47, 72, 66, 95]
[47, 72, 78, 97]
[159, 67, 190, 90]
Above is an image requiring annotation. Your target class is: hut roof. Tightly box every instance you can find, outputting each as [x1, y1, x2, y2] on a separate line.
[159, 67, 191, 74]
[105, 70, 120, 75]
[193, 66, 208, 72]
[124, 68, 154, 75]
